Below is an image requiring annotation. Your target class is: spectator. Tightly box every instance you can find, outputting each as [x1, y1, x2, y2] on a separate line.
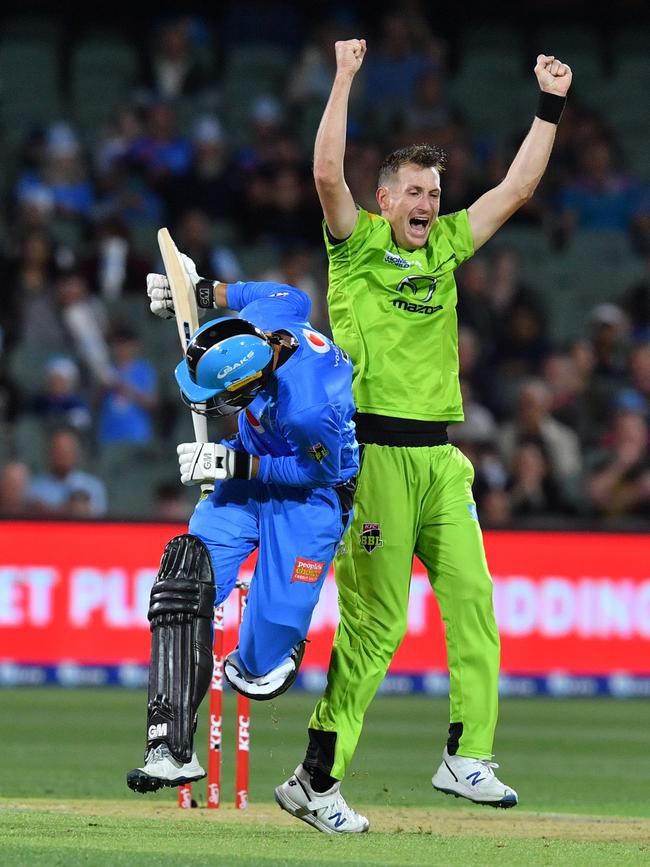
[493, 301, 551, 379]
[590, 301, 630, 376]
[80, 216, 153, 301]
[618, 342, 650, 414]
[449, 381, 499, 448]
[140, 16, 211, 100]
[153, 480, 193, 521]
[586, 409, 650, 519]
[3, 228, 63, 354]
[56, 271, 112, 385]
[94, 104, 144, 174]
[0, 461, 31, 517]
[457, 325, 501, 417]
[394, 65, 464, 149]
[622, 257, 650, 341]
[343, 138, 383, 215]
[491, 247, 549, 379]
[477, 488, 512, 528]
[14, 122, 95, 222]
[287, 16, 357, 109]
[482, 144, 549, 228]
[94, 155, 164, 230]
[30, 356, 91, 432]
[97, 325, 158, 446]
[457, 257, 498, 358]
[583, 302, 631, 441]
[498, 378, 582, 501]
[557, 137, 645, 241]
[233, 162, 321, 250]
[26, 427, 107, 517]
[362, 11, 441, 107]
[542, 351, 591, 438]
[172, 208, 242, 284]
[507, 440, 573, 519]
[124, 99, 192, 191]
[490, 246, 546, 321]
[0, 339, 20, 435]
[232, 95, 287, 174]
[164, 115, 233, 224]
[437, 142, 482, 216]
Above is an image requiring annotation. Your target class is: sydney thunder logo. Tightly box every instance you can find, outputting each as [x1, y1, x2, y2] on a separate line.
[359, 522, 384, 554]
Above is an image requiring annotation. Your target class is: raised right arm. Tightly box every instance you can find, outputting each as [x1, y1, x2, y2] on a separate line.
[313, 38, 366, 240]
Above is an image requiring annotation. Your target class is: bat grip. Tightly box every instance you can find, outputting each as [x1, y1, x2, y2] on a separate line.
[192, 409, 214, 495]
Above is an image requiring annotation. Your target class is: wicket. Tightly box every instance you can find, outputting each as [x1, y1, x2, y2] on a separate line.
[178, 582, 250, 809]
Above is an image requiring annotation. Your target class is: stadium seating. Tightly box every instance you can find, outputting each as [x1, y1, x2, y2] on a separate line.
[0, 38, 63, 147]
[69, 30, 139, 145]
[221, 43, 292, 144]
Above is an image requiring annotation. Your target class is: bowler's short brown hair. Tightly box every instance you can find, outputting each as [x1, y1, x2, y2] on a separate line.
[378, 144, 446, 188]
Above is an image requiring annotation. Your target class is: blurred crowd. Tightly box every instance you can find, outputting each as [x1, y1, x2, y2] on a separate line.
[0, 5, 649, 528]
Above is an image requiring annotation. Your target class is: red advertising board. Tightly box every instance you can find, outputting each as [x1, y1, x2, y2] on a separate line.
[0, 522, 649, 675]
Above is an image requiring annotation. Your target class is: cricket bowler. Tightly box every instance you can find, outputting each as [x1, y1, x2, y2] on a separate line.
[274, 40, 572, 832]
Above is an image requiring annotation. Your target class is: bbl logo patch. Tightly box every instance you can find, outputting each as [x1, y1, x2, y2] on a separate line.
[308, 442, 329, 463]
[359, 522, 384, 554]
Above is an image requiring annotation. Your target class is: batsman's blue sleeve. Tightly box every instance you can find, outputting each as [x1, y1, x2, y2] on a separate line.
[226, 281, 311, 320]
[256, 403, 343, 488]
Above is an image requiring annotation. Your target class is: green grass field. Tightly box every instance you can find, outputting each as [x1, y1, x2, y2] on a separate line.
[2, 689, 649, 865]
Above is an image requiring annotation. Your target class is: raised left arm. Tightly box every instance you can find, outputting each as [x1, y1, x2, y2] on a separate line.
[467, 54, 572, 251]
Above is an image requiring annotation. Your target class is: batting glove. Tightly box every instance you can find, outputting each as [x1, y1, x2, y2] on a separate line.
[177, 442, 254, 486]
[146, 255, 213, 319]
[146, 273, 174, 319]
[180, 253, 201, 287]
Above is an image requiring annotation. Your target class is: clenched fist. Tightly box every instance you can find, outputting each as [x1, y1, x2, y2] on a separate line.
[535, 54, 572, 96]
[335, 38, 367, 77]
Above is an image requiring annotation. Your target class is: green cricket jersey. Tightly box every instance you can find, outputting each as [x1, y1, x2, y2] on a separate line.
[325, 208, 474, 422]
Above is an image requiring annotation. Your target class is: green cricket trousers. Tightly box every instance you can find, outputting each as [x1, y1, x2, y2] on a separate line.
[306, 441, 501, 780]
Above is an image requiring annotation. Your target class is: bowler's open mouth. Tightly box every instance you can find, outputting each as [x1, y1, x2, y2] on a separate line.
[409, 217, 429, 235]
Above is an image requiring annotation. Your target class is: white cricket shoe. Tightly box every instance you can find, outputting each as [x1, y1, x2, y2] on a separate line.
[432, 747, 518, 808]
[274, 764, 369, 834]
[126, 744, 206, 793]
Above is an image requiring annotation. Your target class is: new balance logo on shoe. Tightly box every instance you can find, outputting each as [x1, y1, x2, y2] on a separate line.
[432, 747, 518, 808]
[466, 771, 486, 786]
[327, 812, 347, 828]
[274, 764, 370, 833]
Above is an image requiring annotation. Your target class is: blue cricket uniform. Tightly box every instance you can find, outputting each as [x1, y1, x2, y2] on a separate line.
[189, 281, 358, 676]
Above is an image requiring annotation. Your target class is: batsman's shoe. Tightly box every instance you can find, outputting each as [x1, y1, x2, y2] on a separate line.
[274, 764, 369, 834]
[432, 747, 518, 808]
[126, 744, 206, 793]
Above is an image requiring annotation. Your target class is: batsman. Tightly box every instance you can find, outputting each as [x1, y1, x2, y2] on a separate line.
[275, 41, 572, 832]
[127, 267, 358, 794]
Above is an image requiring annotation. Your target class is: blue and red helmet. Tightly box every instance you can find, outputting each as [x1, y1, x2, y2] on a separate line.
[175, 316, 274, 416]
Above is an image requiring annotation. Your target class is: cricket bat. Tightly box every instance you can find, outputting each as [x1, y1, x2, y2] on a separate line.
[157, 227, 212, 492]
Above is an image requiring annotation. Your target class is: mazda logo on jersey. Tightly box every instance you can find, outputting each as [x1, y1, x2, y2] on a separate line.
[396, 275, 437, 303]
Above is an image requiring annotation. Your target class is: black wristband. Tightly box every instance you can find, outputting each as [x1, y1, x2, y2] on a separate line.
[196, 278, 216, 308]
[232, 450, 253, 480]
[536, 91, 566, 125]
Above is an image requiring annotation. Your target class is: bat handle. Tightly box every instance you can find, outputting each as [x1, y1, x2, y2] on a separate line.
[191, 409, 214, 497]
